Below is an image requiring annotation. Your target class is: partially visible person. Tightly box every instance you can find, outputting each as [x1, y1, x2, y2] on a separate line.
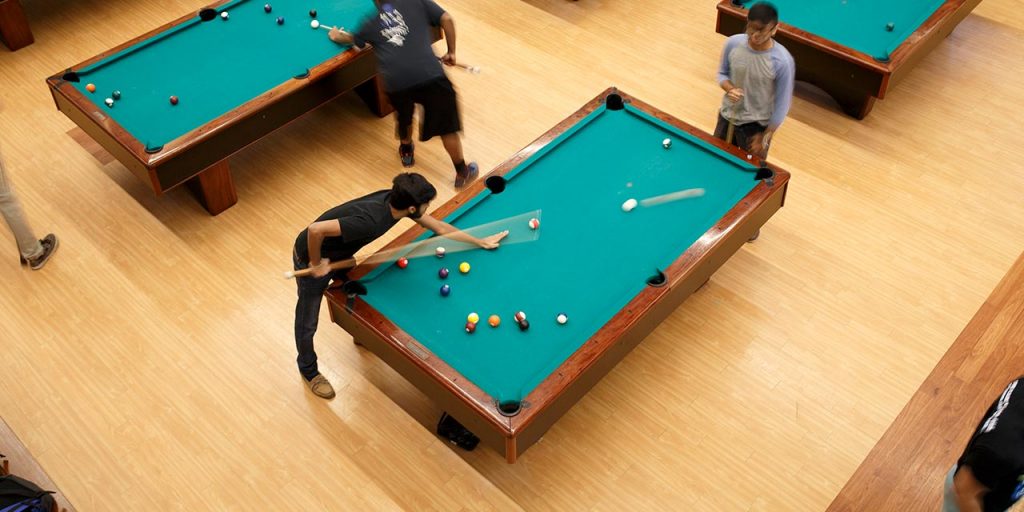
[0, 146, 58, 270]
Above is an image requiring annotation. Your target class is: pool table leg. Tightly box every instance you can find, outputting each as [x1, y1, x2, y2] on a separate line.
[0, 0, 33, 51]
[185, 160, 238, 215]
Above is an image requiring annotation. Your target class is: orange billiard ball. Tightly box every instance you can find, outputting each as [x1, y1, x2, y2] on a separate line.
[488, 314, 500, 327]
[85, 83, 96, 93]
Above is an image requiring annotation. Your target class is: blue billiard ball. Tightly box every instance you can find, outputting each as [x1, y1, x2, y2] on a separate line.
[276, 16, 284, 25]
[440, 284, 451, 297]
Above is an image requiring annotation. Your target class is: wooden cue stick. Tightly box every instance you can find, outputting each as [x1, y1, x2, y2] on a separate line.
[639, 188, 706, 207]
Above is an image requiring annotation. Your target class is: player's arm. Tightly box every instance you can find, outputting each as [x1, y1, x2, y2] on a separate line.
[306, 220, 342, 277]
[328, 21, 371, 50]
[415, 214, 507, 249]
[439, 13, 457, 65]
[952, 465, 988, 512]
[717, 37, 743, 102]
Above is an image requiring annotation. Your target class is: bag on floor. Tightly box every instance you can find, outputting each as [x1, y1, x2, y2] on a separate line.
[0, 474, 55, 512]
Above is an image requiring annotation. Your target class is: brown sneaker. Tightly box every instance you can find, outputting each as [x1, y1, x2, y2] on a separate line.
[25, 234, 59, 271]
[307, 374, 336, 399]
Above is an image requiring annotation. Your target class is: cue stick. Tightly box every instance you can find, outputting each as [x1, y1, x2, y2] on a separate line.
[284, 209, 542, 279]
[639, 188, 706, 208]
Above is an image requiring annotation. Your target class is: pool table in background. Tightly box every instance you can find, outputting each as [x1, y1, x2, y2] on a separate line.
[0, 0, 32, 50]
[46, 0, 396, 215]
[716, 0, 983, 119]
[325, 88, 791, 462]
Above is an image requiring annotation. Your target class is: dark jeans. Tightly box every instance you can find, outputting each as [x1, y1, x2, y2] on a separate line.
[713, 114, 770, 158]
[293, 251, 348, 380]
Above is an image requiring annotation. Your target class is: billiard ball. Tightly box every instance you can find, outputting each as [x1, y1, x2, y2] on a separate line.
[264, 3, 272, 12]
[438, 267, 449, 279]
[220, 11, 229, 20]
[517, 319, 530, 331]
[104, 98, 114, 107]
[885, 22, 895, 32]
[514, 311, 526, 322]
[396, 257, 409, 269]
[488, 315, 501, 327]
[556, 313, 568, 325]
[662, 138, 672, 149]
[467, 312, 479, 324]
[111, 90, 121, 100]
[310, 20, 320, 29]
[459, 262, 470, 274]
[435, 246, 446, 258]
[528, 218, 540, 230]
[309, 9, 317, 17]
[440, 284, 451, 297]
[465, 322, 476, 333]
[85, 83, 96, 93]
[622, 198, 638, 212]
[276, 16, 285, 24]
[169, 96, 179, 105]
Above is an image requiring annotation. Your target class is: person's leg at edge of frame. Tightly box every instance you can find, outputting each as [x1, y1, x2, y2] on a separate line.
[0, 152, 52, 267]
[940, 464, 960, 512]
[293, 253, 336, 399]
[392, 93, 416, 167]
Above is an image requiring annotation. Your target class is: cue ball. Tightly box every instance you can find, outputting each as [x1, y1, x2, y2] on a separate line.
[264, 3, 272, 12]
[276, 16, 285, 24]
[465, 322, 476, 333]
[220, 11, 229, 20]
[622, 198, 638, 212]
[459, 262, 470, 274]
[662, 138, 672, 148]
[556, 313, 568, 325]
[488, 315, 501, 327]
[396, 257, 409, 269]
[467, 312, 480, 324]
[104, 98, 114, 107]
[310, 20, 320, 29]
[438, 267, 449, 279]
[435, 246, 446, 258]
[528, 218, 540, 230]
[86, 83, 96, 93]
[111, 90, 121, 100]
[440, 284, 451, 297]
[309, 9, 318, 17]
[169, 96, 179, 105]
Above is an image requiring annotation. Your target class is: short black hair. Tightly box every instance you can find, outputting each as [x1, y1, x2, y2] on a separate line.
[390, 172, 437, 210]
[748, 2, 778, 26]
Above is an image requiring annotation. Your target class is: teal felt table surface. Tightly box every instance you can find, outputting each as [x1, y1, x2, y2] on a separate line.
[67, 0, 375, 149]
[358, 103, 764, 403]
[735, 0, 947, 59]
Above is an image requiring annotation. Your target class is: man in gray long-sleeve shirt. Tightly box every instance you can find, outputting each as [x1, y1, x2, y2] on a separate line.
[714, 1, 794, 158]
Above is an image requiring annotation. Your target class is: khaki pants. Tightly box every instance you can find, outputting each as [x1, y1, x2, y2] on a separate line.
[0, 150, 43, 260]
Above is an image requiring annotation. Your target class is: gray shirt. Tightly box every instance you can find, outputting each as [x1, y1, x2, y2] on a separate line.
[717, 34, 795, 129]
[354, 0, 447, 92]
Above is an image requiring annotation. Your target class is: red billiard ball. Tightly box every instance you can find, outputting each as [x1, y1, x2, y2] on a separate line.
[514, 311, 526, 322]
[528, 218, 540, 230]
[169, 96, 179, 105]
[438, 267, 450, 279]
[396, 257, 409, 269]
[465, 321, 476, 333]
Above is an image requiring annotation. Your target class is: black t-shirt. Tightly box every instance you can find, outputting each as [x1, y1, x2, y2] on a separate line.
[957, 377, 1024, 511]
[354, 0, 446, 92]
[294, 190, 399, 263]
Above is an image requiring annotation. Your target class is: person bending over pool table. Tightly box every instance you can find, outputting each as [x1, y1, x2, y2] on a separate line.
[292, 173, 507, 400]
[328, 0, 480, 188]
[714, 1, 794, 158]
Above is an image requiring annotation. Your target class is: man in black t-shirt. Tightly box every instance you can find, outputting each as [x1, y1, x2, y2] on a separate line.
[292, 173, 506, 400]
[943, 377, 1024, 512]
[329, 0, 478, 188]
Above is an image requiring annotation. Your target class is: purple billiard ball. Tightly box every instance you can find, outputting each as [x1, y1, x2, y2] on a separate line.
[440, 284, 451, 297]
[438, 267, 450, 279]
[264, 3, 272, 12]
[276, 16, 284, 25]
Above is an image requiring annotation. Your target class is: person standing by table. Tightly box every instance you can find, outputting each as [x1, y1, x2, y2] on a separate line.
[943, 377, 1024, 512]
[714, 1, 794, 158]
[0, 145, 58, 270]
[292, 172, 506, 400]
[329, 0, 479, 188]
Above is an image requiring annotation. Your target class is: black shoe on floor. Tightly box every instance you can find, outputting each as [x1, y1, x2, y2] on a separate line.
[437, 412, 479, 451]
[399, 144, 415, 167]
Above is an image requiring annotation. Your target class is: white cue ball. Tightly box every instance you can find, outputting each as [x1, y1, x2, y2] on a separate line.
[310, 20, 320, 29]
[220, 11, 229, 20]
[622, 198, 638, 212]
[662, 138, 672, 149]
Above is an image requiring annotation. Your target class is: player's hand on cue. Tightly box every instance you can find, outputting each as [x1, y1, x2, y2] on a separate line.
[440, 52, 456, 66]
[478, 230, 509, 250]
[310, 259, 332, 278]
[726, 87, 745, 104]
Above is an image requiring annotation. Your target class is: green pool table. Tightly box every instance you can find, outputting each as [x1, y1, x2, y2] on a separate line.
[45, 0, 394, 215]
[325, 88, 791, 462]
[716, 0, 983, 118]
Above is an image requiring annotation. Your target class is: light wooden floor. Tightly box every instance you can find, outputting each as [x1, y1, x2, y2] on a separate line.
[1, 0, 1023, 510]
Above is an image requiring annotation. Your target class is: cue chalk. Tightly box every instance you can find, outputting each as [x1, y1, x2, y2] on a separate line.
[639, 188, 706, 207]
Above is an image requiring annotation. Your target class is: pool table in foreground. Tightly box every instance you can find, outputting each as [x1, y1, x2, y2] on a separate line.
[716, 0, 983, 119]
[45, 0, 392, 215]
[325, 88, 791, 462]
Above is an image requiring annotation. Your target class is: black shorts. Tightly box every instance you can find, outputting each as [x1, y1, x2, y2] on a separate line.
[387, 77, 462, 142]
[713, 114, 768, 156]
